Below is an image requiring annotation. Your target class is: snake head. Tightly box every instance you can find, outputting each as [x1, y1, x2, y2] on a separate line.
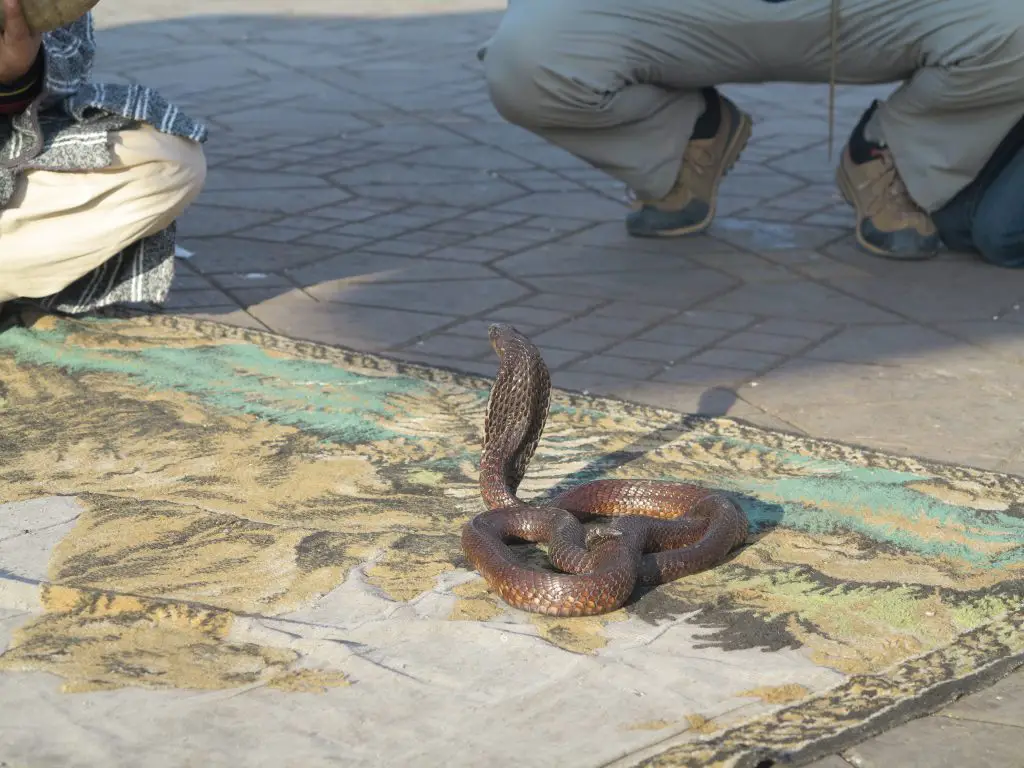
[488, 323, 519, 357]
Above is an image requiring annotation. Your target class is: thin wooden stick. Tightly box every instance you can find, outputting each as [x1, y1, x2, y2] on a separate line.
[828, 0, 840, 160]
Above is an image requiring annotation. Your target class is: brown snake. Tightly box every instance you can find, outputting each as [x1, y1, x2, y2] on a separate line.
[460, 324, 749, 617]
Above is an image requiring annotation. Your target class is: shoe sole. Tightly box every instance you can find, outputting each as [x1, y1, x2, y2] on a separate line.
[639, 111, 753, 238]
[835, 165, 938, 261]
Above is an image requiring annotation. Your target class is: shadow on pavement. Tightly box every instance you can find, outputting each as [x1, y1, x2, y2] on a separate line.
[76, 10, 1024, 472]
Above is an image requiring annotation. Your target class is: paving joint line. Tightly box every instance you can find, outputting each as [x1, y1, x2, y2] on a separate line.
[390, 294, 622, 356]
[936, 712, 1024, 730]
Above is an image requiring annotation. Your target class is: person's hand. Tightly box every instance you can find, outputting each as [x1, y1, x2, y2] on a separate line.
[0, 0, 42, 85]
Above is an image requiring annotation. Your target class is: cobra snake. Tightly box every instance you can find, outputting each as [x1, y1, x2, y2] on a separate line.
[460, 324, 749, 617]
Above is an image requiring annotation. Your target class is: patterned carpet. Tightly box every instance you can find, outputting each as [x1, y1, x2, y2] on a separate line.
[0, 309, 1021, 768]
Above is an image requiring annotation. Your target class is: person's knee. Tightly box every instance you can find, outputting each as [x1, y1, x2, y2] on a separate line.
[972, 211, 1024, 268]
[118, 126, 207, 214]
[483, 23, 556, 129]
[158, 134, 207, 211]
[179, 141, 207, 207]
[483, 10, 603, 130]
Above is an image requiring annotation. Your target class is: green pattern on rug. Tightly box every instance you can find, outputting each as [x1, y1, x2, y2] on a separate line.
[0, 311, 1021, 768]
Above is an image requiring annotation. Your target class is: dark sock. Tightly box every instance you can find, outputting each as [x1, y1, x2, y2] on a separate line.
[848, 100, 884, 165]
[691, 87, 722, 140]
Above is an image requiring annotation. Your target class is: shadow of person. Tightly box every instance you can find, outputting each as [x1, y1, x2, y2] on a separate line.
[698, 386, 739, 416]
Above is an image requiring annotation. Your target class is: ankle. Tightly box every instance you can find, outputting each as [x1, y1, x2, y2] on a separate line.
[847, 101, 887, 165]
[690, 87, 721, 140]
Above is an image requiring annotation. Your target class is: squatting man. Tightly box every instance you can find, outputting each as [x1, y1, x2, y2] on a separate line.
[479, 0, 1024, 266]
[0, 0, 206, 314]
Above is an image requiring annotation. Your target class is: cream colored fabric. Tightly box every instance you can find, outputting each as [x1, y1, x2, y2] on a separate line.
[0, 124, 206, 301]
[482, 0, 1024, 211]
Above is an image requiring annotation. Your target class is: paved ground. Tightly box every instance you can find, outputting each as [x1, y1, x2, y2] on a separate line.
[86, 1, 1024, 765]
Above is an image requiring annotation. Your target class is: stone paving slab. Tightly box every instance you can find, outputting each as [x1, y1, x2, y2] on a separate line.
[841, 716, 1024, 768]
[10, 2, 1024, 765]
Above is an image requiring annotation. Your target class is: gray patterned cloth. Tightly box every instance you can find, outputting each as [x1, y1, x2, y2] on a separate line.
[0, 13, 208, 314]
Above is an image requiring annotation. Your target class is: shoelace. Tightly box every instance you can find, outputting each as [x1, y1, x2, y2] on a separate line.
[625, 142, 713, 205]
[867, 149, 917, 216]
[828, 0, 839, 160]
[680, 143, 713, 183]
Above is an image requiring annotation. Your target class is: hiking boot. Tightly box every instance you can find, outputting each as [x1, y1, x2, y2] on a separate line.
[836, 101, 941, 260]
[626, 88, 752, 238]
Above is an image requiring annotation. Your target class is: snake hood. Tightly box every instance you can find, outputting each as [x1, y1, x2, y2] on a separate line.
[481, 324, 551, 508]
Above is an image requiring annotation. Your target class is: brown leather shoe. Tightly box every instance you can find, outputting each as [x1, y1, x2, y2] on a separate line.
[836, 102, 941, 260]
[626, 90, 752, 238]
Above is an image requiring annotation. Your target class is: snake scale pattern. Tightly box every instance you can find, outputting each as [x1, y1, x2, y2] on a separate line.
[461, 324, 750, 617]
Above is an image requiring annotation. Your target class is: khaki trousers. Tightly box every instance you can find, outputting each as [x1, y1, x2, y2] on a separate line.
[0, 125, 206, 302]
[482, 0, 1024, 212]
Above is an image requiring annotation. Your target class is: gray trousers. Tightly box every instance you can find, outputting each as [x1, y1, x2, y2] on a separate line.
[480, 0, 1024, 212]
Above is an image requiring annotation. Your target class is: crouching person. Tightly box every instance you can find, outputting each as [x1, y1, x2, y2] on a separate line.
[480, 0, 1024, 266]
[0, 1, 207, 312]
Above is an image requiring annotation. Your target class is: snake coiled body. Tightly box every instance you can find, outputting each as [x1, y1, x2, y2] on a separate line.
[461, 324, 749, 617]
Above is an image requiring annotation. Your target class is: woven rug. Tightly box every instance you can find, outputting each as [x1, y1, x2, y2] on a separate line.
[0, 310, 1021, 768]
